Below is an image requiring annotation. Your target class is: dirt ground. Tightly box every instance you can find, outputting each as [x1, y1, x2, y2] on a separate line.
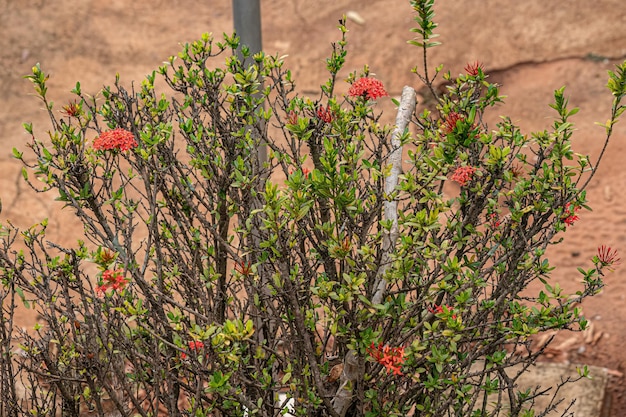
[2, 0, 626, 415]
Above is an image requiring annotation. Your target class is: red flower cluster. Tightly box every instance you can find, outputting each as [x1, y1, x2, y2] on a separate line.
[597, 245, 621, 268]
[441, 111, 464, 134]
[429, 304, 457, 319]
[96, 269, 129, 296]
[316, 105, 334, 123]
[181, 340, 205, 360]
[464, 61, 484, 76]
[451, 166, 477, 187]
[348, 77, 389, 100]
[562, 202, 581, 226]
[93, 128, 138, 151]
[367, 343, 405, 375]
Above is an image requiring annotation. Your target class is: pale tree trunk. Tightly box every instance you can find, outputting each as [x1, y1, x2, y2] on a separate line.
[332, 86, 417, 416]
[373, 85, 416, 305]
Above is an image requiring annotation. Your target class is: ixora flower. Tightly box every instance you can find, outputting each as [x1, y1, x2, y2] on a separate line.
[451, 166, 477, 187]
[316, 105, 334, 123]
[93, 128, 138, 151]
[95, 248, 117, 266]
[441, 111, 464, 134]
[95, 268, 129, 296]
[430, 304, 447, 314]
[61, 100, 81, 118]
[464, 61, 484, 76]
[287, 110, 298, 125]
[181, 340, 205, 360]
[597, 245, 621, 268]
[234, 260, 252, 276]
[487, 212, 501, 228]
[428, 304, 457, 319]
[561, 202, 581, 226]
[367, 343, 406, 375]
[288, 167, 312, 178]
[348, 77, 389, 100]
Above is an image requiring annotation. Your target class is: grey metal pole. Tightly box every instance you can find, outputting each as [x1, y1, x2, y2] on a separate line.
[232, 0, 263, 64]
[231, 5, 270, 413]
[232, 0, 266, 166]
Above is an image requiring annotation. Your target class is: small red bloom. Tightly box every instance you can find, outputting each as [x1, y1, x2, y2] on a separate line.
[97, 269, 129, 295]
[348, 77, 389, 100]
[441, 112, 464, 134]
[287, 110, 298, 125]
[61, 100, 81, 118]
[563, 214, 579, 226]
[235, 261, 252, 276]
[289, 167, 311, 178]
[316, 105, 334, 123]
[102, 268, 122, 283]
[367, 343, 405, 375]
[451, 166, 477, 187]
[561, 202, 581, 226]
[95, 284, 107, 298]
[93, 128, 138, 151]
[96, 248, 117, 266]
[597, 245, 620, 268]
[181, 340, 205, 360]
[464, 61, 484, 76]
[510, 164, 524, 180]
[429, 304, 457, 319]
[488, 213, 501, 228]
[111, 275, 128, 290]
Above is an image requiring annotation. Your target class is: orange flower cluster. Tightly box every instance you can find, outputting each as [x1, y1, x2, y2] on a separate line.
[93, 128, 138, 151]
[181, 340, 205, 360]
[96, 269, 129, 296]
[367, 342, 406, 375]
[348, 77, 389, 100]
[451, 166, 476, 187]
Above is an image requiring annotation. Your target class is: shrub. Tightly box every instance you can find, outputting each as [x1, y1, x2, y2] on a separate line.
[1, 1, 625, 416]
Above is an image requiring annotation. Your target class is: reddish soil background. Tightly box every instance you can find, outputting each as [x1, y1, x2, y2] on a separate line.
[2, 0, 626, 415]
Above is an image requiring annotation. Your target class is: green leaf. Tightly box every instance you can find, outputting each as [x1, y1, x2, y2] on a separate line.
[281, 372, 291, 384]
